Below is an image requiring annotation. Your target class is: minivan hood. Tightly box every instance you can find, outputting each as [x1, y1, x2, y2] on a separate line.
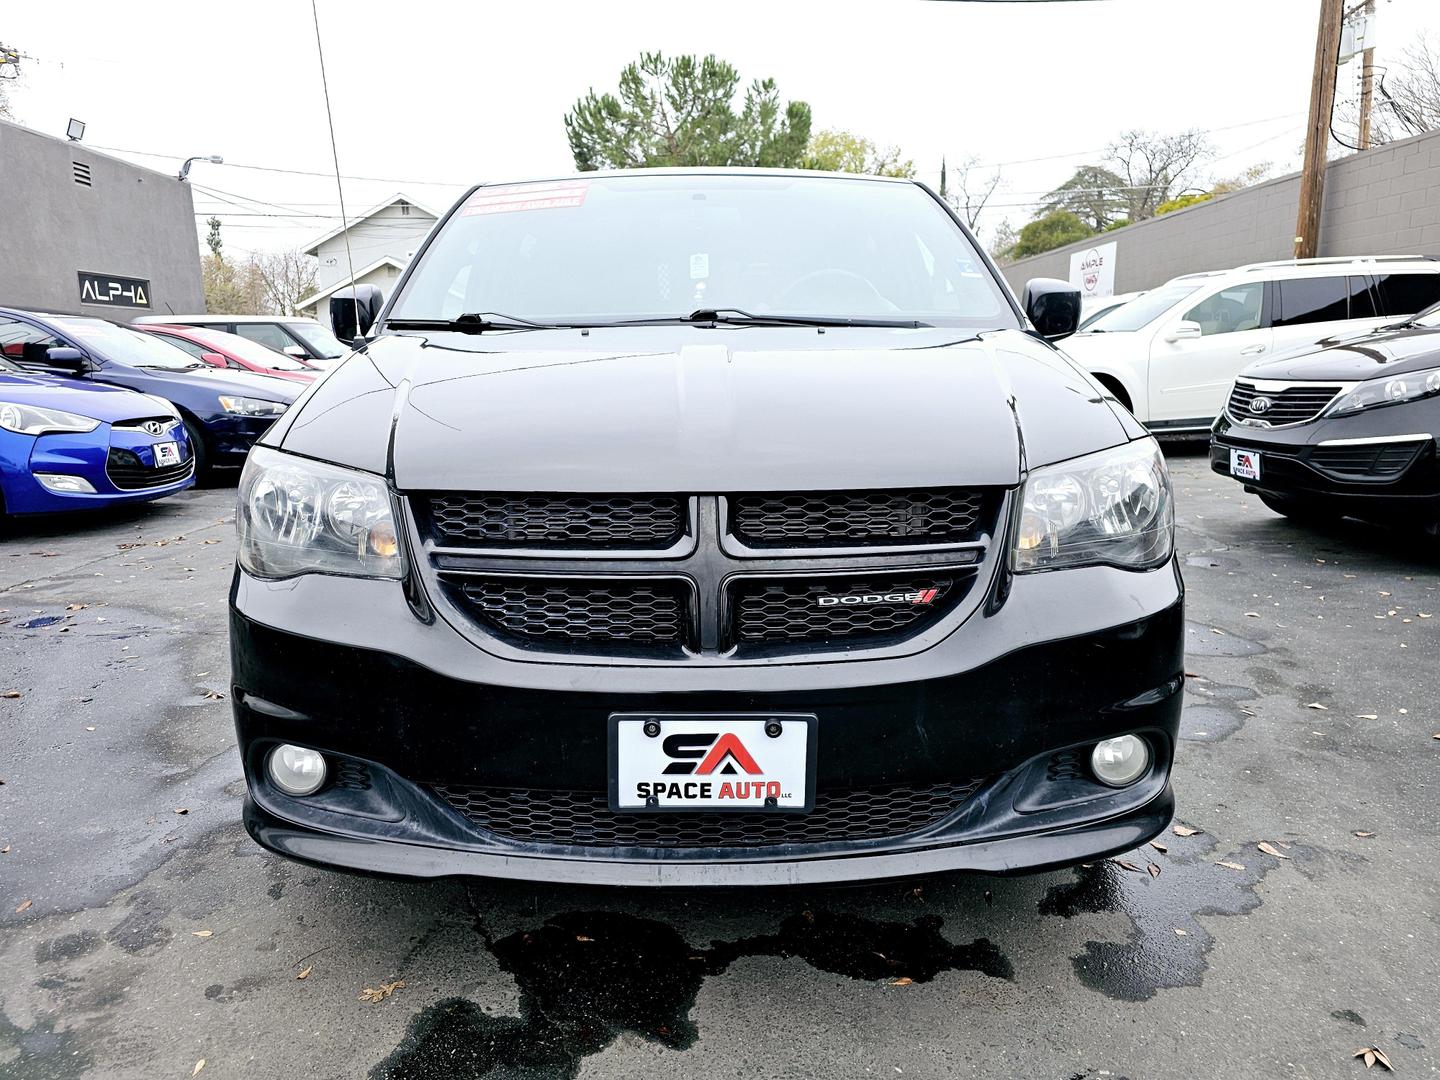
[274, 327, 1132, 490]
[1243, 324, 1440, 382]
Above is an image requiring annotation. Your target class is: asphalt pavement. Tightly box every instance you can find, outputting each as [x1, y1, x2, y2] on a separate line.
[1, 447, 1437, 1080]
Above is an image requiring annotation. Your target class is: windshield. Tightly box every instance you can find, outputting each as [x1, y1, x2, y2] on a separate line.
[389, 174, 1017, 328]
[284, 321, 347, 358]
[1409, 300, 1440, 327]
[190, 328, 313, 370]
[58, 319, 201, 369]
[1083, 285, 1201, 333]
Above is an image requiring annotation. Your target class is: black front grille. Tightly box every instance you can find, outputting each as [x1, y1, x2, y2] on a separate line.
[1227, 382, 1344, 426]
[1309, 441, 1425, 478]
[729, 488, 985, 547]
[104, 447, 193, 491]
[730, 574, 961, 646]
[433, 780, 987, 848]
[454, 578, 690, 650]
[423, 493, 686, 549]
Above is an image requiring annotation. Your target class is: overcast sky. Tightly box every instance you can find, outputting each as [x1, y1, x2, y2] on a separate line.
[4, 0, 1434, 254]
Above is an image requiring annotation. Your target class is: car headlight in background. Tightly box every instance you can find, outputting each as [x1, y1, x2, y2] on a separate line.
[237, 447, 402, 579]
[0, 402, 101, 435]
[219, 395, 287, 417]
[1013, 438, 1173, 572]
[1331, 367, 1440, 414]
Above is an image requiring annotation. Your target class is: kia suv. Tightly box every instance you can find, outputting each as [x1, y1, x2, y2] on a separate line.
[230, 169, 1182, 886]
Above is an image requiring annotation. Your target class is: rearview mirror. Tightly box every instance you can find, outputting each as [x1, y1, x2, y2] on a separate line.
[45, 346, 88, 373]
[199, 351, 227, 368]
[1022, 278, 1082, 341]
[1166, 321, 1203, 343]
[330, 284, 385, 345]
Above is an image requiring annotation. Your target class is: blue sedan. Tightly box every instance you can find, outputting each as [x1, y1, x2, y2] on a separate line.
[0, 354, 195, 515]
[0, 309, 301, 477]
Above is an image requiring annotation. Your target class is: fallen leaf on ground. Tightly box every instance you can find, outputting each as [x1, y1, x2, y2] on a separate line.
[1257, 842, 1291, 860]
[358, 979, 405, 1004]
[1216, 861, 1246, 872]
[201, 539, 221, 545]
[0, 846, 10, 854]
[15, 899, 33, 913]
[65, 603, 86, 611]
[193, 1060, 206, 1077]
[1304, 702, 1329, 710]
[297, 966, 312, 980]
[1173, 824, 1202, 837]
[1244, 612, 1260, 618]
[1356, 714, 1379, 720]
[1353, 1045, 1394, 1071]
[1147, 863, 1161, 878]
[1, 690, 20, 699]
[202, 689, 225, 701]
[191, 930, 213, 938]
[889, 977, 914, 986]
[1210, 628, 1226, 635]
[174, 808, 190, 815]
[1149, 840, 1168, 853]
[1354, 831, 1376, 838]
[1173, 928, 1188, 936]
[1111, 858, 1144, 873]
[575, 935, 594, 942]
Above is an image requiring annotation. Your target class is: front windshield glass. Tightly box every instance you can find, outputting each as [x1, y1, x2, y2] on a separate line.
[390, 174, 1017, 328]
[58, 319, 200, 369]
[192, 329, 313, 370]
[1411, 300, 1440, 327]
[1084, 285, 1201, 333]
[284, 321, 346, 358]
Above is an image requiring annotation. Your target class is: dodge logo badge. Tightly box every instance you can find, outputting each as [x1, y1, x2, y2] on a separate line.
[818, 588, 939, 608]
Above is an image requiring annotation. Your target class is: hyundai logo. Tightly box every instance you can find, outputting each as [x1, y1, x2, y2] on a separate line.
[1248, 397, 1273, 415]
[142, 420, 167, 436]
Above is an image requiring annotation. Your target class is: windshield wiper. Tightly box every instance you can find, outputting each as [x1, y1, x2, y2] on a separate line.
[386, 312, 560, 333]
[675, 308, 927, 329]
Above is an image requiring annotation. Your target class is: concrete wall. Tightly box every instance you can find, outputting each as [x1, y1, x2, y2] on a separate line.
[1001, 127, 1440, 295]
[312, 201, 435, 291]
[0, 119, 204, 317]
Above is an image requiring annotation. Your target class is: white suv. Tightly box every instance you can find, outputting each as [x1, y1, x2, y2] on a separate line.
[1059, 257, 1440, 433]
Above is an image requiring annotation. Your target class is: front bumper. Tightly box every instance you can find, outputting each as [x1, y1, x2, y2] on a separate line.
[0, 423, 194, 515]
[230, 553, 1185, 885]
[1211, 410, 1440, 520]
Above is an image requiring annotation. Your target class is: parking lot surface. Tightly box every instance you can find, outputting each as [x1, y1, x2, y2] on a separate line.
[2, 447, 1437, 1080]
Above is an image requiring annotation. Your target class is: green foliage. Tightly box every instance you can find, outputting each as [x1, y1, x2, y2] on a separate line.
[1040, 166, 1128, 231]
[1155, 192, 1213, 215]
[804, 129, 915, 178]
[1010, 210, 1095, 259]
[205, 217, 223, 258]
[564, 52, 811, 171]
[1103, 218, 1131, 232]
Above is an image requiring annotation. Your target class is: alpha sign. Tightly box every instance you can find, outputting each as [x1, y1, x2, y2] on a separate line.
[78, 271, 151, 309]
[1068, 241, 1117, 300]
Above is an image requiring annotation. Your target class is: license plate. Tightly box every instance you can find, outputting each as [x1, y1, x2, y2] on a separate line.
[154, 441, 181, 467]
[1230, 447, 1261, 481]
[610, 713, 816, 812]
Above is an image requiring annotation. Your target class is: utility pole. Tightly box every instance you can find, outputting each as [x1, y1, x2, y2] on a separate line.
[1294, 0, 1345, 260]
[1357, 0, 1377, 150]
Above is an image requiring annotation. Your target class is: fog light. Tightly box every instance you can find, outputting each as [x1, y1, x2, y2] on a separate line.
[1090, 735, 1150, 787]
[267, 744, 327, 796]
[35, 473, 96, 494]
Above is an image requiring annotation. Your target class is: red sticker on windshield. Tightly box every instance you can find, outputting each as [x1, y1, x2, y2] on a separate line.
[460, 181, 589, 216]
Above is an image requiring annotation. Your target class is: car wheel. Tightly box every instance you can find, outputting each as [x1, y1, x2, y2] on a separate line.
[1258, 492, 1329, 525]
[184, 420, 210, 483]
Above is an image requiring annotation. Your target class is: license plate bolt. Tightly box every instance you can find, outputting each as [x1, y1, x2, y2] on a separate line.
[643, 719, 661, 738]
[765, 720, 783, 738]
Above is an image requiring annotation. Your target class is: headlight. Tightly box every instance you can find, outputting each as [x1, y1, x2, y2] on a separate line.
[219, 395, 287, 417]
[1331, 367, 1440, 414]
[1012, 438, 1173, 572]
[0, 401, 101, 435]
[237, 447, 402, 579]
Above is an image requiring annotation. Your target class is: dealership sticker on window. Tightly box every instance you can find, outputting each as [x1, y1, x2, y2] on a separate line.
[689, 253, 710, 280]
[460, 181, 589, 217]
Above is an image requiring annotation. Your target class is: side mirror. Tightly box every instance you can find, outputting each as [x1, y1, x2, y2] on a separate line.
[1022, 278, 1082, 341]
[1166, 321, 1203, 343]
[199, 351, 227, 368]
[282, 345, 308, 359]
[45, 346, 88, 373]
[330, 284, 384, 343]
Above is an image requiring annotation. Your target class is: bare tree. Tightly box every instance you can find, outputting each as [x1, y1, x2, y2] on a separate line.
[0, 43, 22, 120]
[254, 251, 318, 316]
[1371, 33, 1440, 141]
[948, 154, 1002, 231]
[1105, 129, 1212, 221]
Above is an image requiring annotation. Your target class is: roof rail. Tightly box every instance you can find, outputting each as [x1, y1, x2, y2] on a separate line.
[1235, 255, 1437, 272]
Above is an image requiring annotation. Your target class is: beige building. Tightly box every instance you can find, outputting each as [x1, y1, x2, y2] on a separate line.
[295, 193, 439, 324]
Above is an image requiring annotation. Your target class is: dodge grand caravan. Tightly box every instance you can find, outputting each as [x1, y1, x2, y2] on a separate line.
[230, 169, 1183, 885]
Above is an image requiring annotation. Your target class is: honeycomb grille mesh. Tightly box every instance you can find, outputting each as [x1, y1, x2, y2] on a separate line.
[425, 493, 686, 548]
[730, 489, 985, 547]
[456, 579, 689, 647]
[432, 780, 987, 848]
[731, 576, 956, 644]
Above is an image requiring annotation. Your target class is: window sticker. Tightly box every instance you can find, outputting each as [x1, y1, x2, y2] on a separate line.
[460, 181, 589, 217]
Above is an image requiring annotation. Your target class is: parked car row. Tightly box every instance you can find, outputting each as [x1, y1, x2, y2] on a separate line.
[0, 308, 309, 518]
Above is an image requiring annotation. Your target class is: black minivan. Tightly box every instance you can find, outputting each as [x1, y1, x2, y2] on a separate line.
[229, 169, 1182, 886]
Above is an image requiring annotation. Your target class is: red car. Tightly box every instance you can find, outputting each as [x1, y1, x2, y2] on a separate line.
[137, 325, 320, 384]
